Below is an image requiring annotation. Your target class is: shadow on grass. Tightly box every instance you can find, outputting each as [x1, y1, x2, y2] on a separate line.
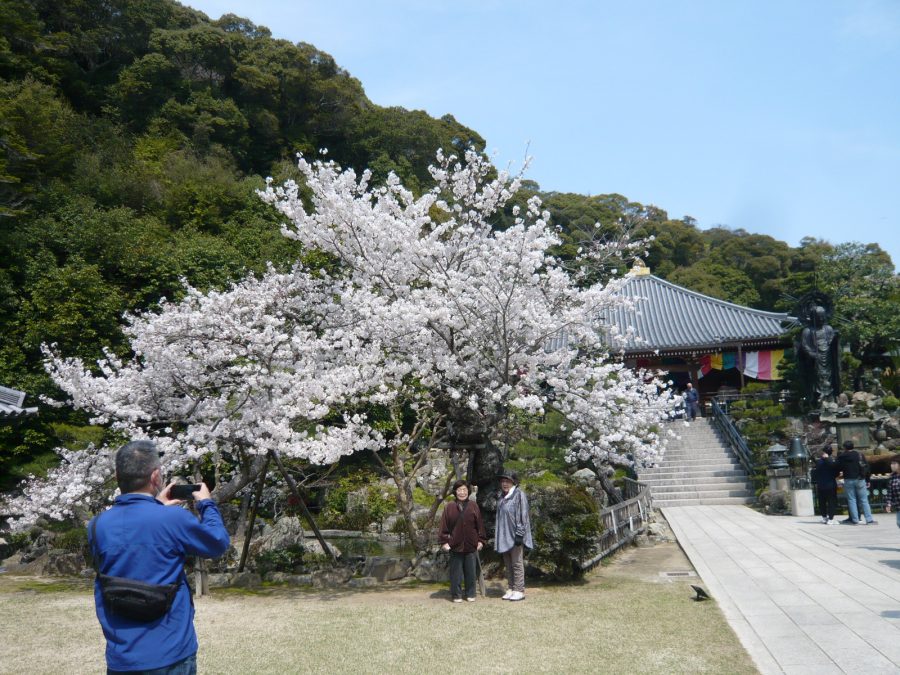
[208, 573, 592, 603]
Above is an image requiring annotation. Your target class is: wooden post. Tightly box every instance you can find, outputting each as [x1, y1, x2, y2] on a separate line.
[238, 456, 269, 573]
[737, 343, 745, 389]
[193, 465, 208, 596]
[268, 449, 338, 564]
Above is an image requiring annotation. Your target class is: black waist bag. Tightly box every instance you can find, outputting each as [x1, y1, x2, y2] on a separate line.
[90, 515, 181, 622]
[97, 573, 178, 622]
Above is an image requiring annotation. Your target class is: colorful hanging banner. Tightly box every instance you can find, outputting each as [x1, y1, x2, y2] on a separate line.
[742, 349, 784, 380]
[698, 352, 737, 377]
[698, 349, 784, 380]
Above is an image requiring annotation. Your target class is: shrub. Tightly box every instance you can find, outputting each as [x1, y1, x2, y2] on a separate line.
[758, 490, 789, 514]
[523, 481, 602, 580]
[320, 472, 395, 529]
[882, 396, 899, 412]
[54, 527, 88, 553]
[52, 527, 91, 566]
[255, 544, 305, 576]
[520, 470, 566, 490]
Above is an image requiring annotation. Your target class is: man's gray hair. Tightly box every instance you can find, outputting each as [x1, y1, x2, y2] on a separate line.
[116, 440, 161, 493]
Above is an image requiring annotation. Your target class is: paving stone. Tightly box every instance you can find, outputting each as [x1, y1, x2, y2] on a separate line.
[663, 504, 900, 674]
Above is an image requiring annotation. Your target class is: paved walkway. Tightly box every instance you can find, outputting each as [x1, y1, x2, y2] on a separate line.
[663, 505, 900, 675]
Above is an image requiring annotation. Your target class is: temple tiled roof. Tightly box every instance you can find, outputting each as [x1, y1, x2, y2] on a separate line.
[600, 272, 795, 355]
[0, 386, 38, 421]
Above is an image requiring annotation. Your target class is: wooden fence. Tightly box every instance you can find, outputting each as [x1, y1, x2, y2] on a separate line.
[580, 477, 652, 571]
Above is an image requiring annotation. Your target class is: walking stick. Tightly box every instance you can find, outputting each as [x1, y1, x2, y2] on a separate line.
[476, 549, 486, 597]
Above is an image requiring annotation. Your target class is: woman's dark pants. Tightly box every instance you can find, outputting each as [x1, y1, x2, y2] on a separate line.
[449, 551, 477, 599]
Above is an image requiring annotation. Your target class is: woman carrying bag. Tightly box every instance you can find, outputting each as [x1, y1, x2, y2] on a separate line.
[438, 480, 486, 602]
[495, 469, 533, 601]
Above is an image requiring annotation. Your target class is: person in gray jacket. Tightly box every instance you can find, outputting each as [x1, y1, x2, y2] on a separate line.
[495, 469, 533, 601]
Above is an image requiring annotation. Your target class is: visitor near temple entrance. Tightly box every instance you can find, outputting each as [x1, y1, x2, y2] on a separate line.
[813, 446, 838, 525]
[837, 440, 876, 526]
[684, 382, 700, 421]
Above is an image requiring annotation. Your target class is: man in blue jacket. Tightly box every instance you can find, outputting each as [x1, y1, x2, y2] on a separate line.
[89, 440, 230, 674]
[684, 382, 700, 421]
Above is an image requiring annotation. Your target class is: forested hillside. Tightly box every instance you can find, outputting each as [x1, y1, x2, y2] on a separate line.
[1, 0, 897, 485]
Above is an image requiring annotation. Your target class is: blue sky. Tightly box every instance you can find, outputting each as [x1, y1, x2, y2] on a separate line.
[183, 1, 900, 269]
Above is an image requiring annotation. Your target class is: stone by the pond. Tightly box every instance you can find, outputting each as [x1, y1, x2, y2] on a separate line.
[43, 550, 87, 577]
[313, 530, 363, 538]
[348, 576, 378, 588]
[229, 571, 262, 588]
[258, 517, 304, 553]
[302, 538, 342, 560]
[265, 572, 314, 586]
[362, 555, 411, 581]
[311, 567, 353, 587]
[207, 573, 231, 589]
[412, 555, 449, 582]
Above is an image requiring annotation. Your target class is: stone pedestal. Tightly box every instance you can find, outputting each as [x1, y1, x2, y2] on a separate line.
[767, 468, 791, 493]
[790, 488, 815, 517]
[819, 416, 872, 450]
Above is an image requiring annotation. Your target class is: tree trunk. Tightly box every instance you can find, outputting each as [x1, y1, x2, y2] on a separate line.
[235, 490, 251, 540]
[268, 449, 337, 564]
[596, 469, 623, 506]
[238, 457, 269, 573]
[211, 454, 269, 504]
[468, 438, 504, 534]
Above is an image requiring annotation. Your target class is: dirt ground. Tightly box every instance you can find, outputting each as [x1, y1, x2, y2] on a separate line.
[603, 539, 697, 583]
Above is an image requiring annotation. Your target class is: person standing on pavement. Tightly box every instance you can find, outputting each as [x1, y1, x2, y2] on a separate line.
[89, 440, 231, 674]
[813, 446, 838, 524]
[684, 382, 700, 421]
[884, 457, 900, 530]
[495, 469, 533, 601]
[837, 440, 876, 525]
[438, 479, 486, 603]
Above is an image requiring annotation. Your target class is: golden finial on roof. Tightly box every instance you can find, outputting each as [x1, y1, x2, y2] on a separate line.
[631, 260, 651, 275]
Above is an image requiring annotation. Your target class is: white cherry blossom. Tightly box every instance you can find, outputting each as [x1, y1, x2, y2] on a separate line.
[6, 149, 676, 530]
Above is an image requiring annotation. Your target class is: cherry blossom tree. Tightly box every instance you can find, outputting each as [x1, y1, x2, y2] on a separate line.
[6, 269, 390, 531]
[259, 149, 675, 509]
[5, 149, 677, 547]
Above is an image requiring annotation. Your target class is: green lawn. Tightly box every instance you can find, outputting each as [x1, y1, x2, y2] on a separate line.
[0, 566, 757, 674]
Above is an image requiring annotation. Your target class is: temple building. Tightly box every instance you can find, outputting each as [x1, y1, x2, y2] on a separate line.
[600, 264, 794, 403]
[0, 386, 38, 422]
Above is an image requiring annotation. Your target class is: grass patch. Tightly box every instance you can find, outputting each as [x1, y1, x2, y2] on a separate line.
[1, 577, 93, 594]
[0, 563, 756, 674]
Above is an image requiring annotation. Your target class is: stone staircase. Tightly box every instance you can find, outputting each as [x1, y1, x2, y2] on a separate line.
[638, 418, 755, 507]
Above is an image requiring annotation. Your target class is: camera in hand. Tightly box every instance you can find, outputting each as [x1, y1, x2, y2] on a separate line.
[169, 484, 201, 500]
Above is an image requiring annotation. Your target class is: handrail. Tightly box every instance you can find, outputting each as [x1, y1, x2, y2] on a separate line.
[580, 477, 652, 570]
[710, 398, 755, 476]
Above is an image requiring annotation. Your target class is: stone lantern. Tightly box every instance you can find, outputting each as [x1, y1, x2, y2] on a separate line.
[766, 443, 790, 493]
[786, 437, 814, 516]
[786, 438, 810, 489]
[767, 443, 788, 470]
